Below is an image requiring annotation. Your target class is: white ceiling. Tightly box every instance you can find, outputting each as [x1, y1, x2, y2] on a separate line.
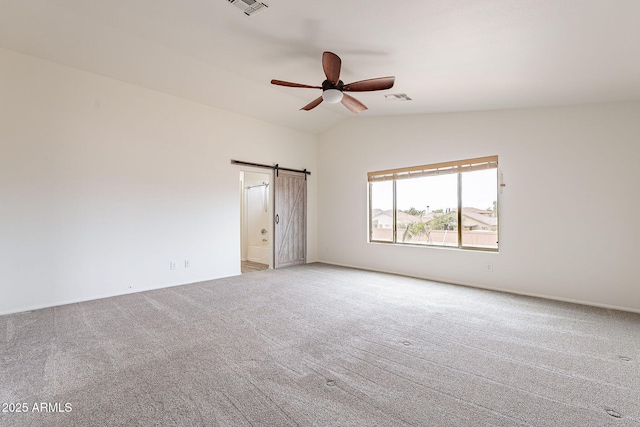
[2, 0, 640, 134]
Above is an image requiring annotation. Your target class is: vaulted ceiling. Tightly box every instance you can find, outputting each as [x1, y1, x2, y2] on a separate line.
[2, 0, 640, 134]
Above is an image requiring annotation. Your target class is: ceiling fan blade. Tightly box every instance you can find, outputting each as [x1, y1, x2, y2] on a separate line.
[341, 93, 367, 113]
[322, 51, 342, 85]
[271, 79, 322, 89]
[301, 97, 324, 111]
[343, 76, 395, 92]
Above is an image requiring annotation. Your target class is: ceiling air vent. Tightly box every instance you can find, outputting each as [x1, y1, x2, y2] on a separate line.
[385, 93, 412, 101]
[227, 0, 268, 16]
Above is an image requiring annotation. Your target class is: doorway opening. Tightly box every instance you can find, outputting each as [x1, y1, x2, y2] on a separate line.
[240, 170, 272, 273]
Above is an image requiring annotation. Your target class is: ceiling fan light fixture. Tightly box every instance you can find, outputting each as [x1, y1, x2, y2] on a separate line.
[322, 89, 343, 104]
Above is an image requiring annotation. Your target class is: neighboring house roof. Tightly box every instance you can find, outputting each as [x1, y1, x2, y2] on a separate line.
[463, 207, 493, 215]
[397, 211, 432, 223]
[372, 210, 432, 224]
[461, 209, 498, 227]
[372, 208, 496, 227]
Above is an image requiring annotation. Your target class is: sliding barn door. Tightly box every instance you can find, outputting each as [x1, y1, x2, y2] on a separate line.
[274, 170, 307, 268]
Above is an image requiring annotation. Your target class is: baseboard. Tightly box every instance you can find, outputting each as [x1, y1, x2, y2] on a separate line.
[315, 261, 640, 315]
[0, 273, 241, 316]
[5, 262, 638, 316]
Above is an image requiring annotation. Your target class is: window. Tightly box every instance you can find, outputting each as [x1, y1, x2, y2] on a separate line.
[368, 156, 499, 251]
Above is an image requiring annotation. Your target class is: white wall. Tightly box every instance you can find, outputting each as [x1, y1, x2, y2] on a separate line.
[318, 103, 640, 312]
[0, 48, 318, 315]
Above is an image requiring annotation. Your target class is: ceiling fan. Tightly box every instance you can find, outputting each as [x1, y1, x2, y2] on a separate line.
[271, 51, 395, 113]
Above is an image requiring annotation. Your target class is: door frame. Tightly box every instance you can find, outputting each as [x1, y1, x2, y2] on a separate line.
[239, 167, 274, 270]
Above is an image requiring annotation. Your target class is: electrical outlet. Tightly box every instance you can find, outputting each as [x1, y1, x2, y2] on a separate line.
[184, 260, 190, 268]
[486, 263, 493, 272]
[170, 261, 176, 270]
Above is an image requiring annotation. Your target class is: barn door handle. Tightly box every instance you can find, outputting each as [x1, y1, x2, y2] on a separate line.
[275, 214, 279, 224]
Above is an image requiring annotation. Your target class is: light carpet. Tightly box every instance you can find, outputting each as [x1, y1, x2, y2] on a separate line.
[1, 263, 639, 426]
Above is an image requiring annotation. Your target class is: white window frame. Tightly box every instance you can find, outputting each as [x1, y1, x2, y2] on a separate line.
[368, 155, 499, 251]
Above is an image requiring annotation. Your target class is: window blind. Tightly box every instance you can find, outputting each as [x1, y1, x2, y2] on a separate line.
[367, 155, 498, 182]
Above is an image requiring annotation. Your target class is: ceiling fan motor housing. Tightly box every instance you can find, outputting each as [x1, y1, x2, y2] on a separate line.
[322, 79, 344, 92]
